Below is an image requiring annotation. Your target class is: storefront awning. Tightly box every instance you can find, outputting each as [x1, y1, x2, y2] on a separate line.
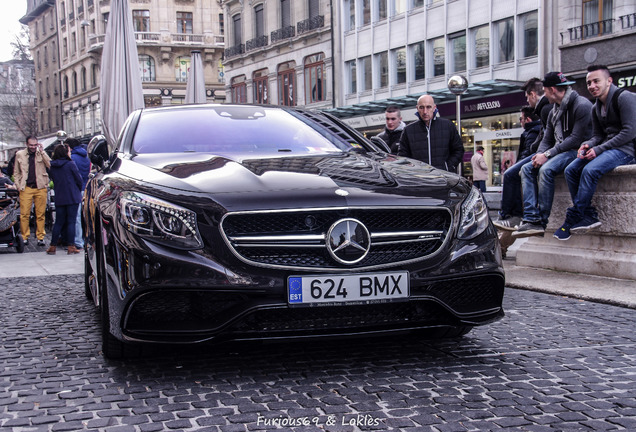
[324, 79, 524, 118]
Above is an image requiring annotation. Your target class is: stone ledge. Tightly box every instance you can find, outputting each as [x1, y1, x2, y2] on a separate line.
[515, 163, 636, 281]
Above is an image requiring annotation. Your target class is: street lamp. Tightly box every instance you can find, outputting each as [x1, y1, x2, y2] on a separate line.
[447, 75, 468, 174]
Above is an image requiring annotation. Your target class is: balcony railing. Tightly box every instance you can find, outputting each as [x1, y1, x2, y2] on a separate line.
[88, 32, 222, 52]
[224, 44, 245, 58]
[297, 15, 324, 34]
[620, 13, 636, 29]
[245, 35, 268, 52]
[172, 33, 204, 44]
[271, 25, 295, 43]
[135, 32, 161, 43]
[561, 18, 614, 43]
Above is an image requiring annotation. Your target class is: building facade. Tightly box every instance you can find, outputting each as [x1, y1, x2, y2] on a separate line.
[221, 0, 333, 111]
[21, 0, 227, 142]
[557, 0, 636, 95]
[326, 0, 555, 186]
[19, 0, 59, 141]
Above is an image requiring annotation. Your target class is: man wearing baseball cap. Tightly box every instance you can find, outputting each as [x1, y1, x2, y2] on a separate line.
[512, 71, 593, 238]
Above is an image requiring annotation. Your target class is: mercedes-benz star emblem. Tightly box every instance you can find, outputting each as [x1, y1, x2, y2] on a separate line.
[327, 218, 371, 265]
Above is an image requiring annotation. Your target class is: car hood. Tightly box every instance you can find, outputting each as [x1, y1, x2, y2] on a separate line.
[115, 152, 466, 210]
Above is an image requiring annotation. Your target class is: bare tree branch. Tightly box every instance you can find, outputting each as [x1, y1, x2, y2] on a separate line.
[11, 25, 32, 61]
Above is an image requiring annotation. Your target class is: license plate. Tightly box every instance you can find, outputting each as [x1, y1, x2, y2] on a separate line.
[288, 272, 409, 306]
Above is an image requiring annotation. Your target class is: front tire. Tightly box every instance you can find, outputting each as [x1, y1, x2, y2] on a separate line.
[15, 233, 24, 253]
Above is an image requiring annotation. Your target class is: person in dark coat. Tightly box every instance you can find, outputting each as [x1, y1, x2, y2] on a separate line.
[398, 94, 464, 172]
[46, 144, 82, 255]
[67, 138, 91, 249]
[518, 106, 541, 160]
[375, 105, 406, 153]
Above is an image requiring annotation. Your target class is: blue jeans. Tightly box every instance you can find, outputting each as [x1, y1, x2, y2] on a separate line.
[564, 149, 635, 223]
[74, 192, 84, 248]
[520, 150, 577, 225]
[499, 154, 534, 219]
[473, 180, 486, 193]
[51, 204, 79, 247]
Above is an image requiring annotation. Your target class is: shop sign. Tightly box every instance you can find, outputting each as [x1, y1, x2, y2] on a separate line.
[438, 92, 526, 117]
[342, 116, 368, 128]
[474, 128, 523, 141]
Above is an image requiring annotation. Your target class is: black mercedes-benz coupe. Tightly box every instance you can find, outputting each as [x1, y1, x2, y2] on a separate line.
[83, 104, 504, 358]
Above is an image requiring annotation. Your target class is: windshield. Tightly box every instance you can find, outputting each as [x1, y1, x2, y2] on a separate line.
[132, 106, 352, 157]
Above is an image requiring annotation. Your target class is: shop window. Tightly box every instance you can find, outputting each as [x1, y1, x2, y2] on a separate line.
[495, 18, 514, 63]
[305, 54, 325, 103]
[278, 63, 296, 106]
[472, 25, 489, 68]
[231, 76, 247, 103]
[449, 32, 466, 73]
[175, 56, 190, 82]
[139, 55, 156, 82]
[431, 37, 445, 77]
[253, 70, 269, 104]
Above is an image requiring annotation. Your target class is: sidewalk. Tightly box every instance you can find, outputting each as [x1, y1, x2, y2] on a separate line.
[0, 232, 83, 278]
[504, 239, 636, 309]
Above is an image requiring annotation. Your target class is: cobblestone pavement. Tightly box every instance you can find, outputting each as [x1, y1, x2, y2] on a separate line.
[1, 276, 636, 432]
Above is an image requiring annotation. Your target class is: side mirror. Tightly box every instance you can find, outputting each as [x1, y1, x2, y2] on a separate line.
[87, 135, 110, 169]
[369, 136, 391, 153]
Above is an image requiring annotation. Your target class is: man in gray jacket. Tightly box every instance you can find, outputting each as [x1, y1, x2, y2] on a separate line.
[553, 65, 636, 240]
[398, 94, 464, 172]
[513, 72, 593, 237]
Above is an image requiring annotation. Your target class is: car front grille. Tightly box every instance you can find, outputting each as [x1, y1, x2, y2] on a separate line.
[220, 207, 452, 270]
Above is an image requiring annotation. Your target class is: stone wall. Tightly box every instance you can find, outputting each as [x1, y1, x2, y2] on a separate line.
[515, 164, 636, 281]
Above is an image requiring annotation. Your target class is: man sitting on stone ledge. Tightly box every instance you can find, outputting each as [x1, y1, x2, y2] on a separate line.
[512, 72, 593, 238]
[553, 65, 636, 241]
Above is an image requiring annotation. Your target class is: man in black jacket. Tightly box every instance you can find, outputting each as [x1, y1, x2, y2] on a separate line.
[398, 94, 464, 172]
[494, 78, 551, 231]
[375, 105, 406, 153]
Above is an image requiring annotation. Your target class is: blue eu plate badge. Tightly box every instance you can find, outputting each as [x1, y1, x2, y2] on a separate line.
[288, 277, 302, 303]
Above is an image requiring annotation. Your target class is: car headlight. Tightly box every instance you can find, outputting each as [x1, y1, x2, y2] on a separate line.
[457, 186, 489, 240]
[119, 191, 203, 250]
